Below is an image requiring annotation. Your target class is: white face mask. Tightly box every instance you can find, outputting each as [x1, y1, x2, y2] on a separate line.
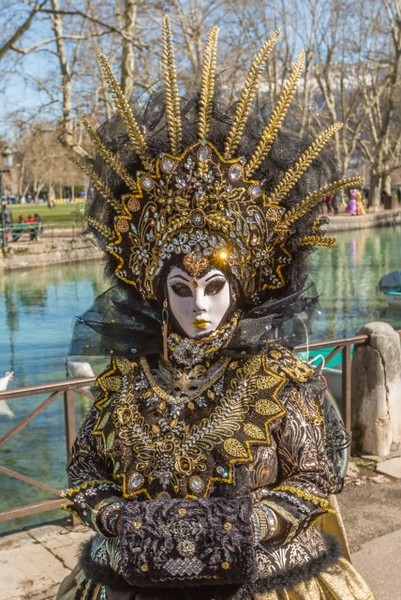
[167, 267, 231, 338]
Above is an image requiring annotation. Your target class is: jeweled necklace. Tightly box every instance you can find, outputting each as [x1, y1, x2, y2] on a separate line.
[167, 312, 241, 368]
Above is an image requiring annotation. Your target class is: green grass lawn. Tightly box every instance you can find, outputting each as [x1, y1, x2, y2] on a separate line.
[8, 202, 85, 229]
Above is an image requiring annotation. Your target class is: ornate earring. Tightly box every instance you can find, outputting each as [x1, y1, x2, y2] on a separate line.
[162, 299, 169, 362]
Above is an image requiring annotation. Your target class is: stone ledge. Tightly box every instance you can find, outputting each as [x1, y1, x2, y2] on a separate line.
[326, 208, 401, 232]
[0, 232, 102, 272]
[2, 210, 401, 271]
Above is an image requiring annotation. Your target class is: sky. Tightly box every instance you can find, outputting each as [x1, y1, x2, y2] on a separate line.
[0, 2, 62, 142]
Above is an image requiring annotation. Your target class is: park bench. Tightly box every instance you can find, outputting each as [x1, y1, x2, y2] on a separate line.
[10, 222, 42, 242]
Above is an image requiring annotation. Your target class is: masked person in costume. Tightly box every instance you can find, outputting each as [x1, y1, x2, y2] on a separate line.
[57, 18, 373, 600]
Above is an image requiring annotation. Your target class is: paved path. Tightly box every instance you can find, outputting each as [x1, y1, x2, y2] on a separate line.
[353, 529, 401, 600]
[0, 523, 90, 600]
[0, 521, 400, 599]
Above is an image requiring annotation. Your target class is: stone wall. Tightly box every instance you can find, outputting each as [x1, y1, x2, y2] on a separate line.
[327, 208, 401, 233]
[0, 230, 102, 271]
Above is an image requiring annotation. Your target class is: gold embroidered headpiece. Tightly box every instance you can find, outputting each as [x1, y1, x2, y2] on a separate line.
[72, 17, 361, 304]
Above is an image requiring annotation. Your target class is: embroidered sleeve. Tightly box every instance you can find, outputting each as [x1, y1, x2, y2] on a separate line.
[253, 380, 335, 545]
[62, 405, 124, 532]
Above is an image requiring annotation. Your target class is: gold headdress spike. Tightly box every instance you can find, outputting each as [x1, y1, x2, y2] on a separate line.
[198, 27, 219, 141]
[162, 15, 183, 155]
[224, 30, 281, 160]
[266, 122, 343, 206]
[246, 51, 305, 178]
[300, 235, 337, 248]
[281, 176, 363, 227]
[68, 153, 124, 215]
[85, 215, 115, 241]
[82, 117, 138, 194]
[78, 23, 360, 304]
[97, 52, 153, 172]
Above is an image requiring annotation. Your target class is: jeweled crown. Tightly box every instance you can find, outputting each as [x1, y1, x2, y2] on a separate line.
[71, 17, 361, 304]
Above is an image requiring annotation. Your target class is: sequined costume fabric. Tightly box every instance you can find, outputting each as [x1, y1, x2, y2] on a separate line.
[56, 16, 373, 600]
[57, 337, 373, 600]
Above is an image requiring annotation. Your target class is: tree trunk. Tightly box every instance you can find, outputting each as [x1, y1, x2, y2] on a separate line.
[51, 0, 74, 150]
[368, 172, 382, 210]
[34, 183, 45, 203]
[383, 174, 392, 196]
[120, 0, 138, 98]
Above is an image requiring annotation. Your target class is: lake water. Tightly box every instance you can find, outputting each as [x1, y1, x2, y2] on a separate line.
[311, 226, 401, 340]
[1, 226, 401, 533]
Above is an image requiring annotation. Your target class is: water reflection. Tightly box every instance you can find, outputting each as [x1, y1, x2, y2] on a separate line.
[311, 225, 401, 340]
[0, 261, 108, 533]
[2, 228, 400, 383]
[0, 262, 108, 387]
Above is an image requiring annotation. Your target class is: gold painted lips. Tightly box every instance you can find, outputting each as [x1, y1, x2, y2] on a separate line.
[194, 320, 208, 330]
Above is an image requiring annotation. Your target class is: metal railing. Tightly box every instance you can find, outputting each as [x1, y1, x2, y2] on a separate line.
[295, 334, 368, 433]
[0, 334, 370, 525]
[0, 378, 94, 524]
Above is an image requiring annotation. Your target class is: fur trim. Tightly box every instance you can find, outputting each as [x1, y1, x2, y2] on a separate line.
[80, 533, 341, 598]
[79, 539, 134, 592]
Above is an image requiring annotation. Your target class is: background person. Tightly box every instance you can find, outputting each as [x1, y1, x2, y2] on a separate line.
[356, 189, 366, 215]
[1, 201, 13, 241]
[33, 213, 43, 236]
[12, 214, 28, 241]
[325, 193, 335, 213]
[345, 189, 358, 215]
[381, 189, 392, 209]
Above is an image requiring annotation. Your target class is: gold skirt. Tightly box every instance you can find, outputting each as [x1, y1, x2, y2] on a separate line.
[253, 558, 374, 599]
[57, 557, 374, 600]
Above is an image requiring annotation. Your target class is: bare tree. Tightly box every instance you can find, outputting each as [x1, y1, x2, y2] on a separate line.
[357, 0, 401, 207]
[13, 120, 81, 199]
[0, 0, 46, 61]
[225, 0, 401, 206]
[297, 0, 370, 184]
[119, 0, 139, 98]
[1, 0, 400, 206]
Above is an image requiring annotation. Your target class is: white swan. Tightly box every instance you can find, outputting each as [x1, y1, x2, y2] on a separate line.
[65, 360, 95, 379]
[0, 371, 16, 418]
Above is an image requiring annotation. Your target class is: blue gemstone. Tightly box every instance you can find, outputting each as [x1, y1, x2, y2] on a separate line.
[229, 165, 242, 181]
[141, 176, 154, 190]
[198, 146, 210, 161]
[129, 472, 144, 489]
[251, 185, 262, 197]
[161, 157, 175, 173]
[189, 476, 205, 492]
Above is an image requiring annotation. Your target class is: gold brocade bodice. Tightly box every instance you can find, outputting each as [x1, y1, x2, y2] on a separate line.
[93, 345, 313, 500]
